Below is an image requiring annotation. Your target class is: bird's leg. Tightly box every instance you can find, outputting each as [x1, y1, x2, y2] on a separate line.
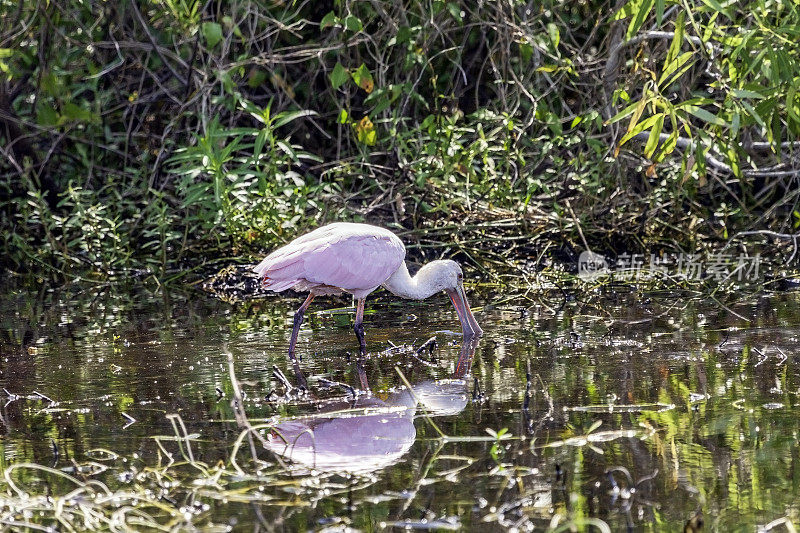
[352, 298, 369, 390]
[353, 298, 367, 356]
[288, 294, 315, 361]
[354, 356, 370, 391]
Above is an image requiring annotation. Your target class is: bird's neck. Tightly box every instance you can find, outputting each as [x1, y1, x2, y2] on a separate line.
[382, 263, 438, 300]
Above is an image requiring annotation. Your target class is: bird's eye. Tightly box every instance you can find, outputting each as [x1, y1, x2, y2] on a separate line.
[457, 273, 463, 281]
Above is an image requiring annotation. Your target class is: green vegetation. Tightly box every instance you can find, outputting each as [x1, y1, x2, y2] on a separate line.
[1, 0, 798, 281]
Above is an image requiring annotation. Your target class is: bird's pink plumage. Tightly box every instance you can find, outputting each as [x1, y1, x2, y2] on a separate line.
[254, 223, 406, 297]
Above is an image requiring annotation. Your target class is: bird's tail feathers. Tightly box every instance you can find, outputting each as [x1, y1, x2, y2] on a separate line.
[253, 256, 273, 277]
[260, 277, 300, 292]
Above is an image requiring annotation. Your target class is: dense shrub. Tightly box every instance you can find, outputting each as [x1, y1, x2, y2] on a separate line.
[0, 0, 797, 281]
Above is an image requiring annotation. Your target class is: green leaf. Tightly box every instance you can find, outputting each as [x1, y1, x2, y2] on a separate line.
[272, 109, 318, 129]
[644, 114, 664, 158]
[361, 129, 376, 145]
[702, 12, 717, 41]
[338, 108, 349, 124]
[351, 64, 374, 93]
[787, 85, 799, 122]
[276, 140, 299, 161]
[343, 15, 362, 32]
[254, 129, 268, 160]
[655, 0, 665, 25]
[626, 0, 654, 40]
[771, 111, 782, 152]
[699, 0, 733, 18]
[606, 101, 640, 124]
[666, 13, 685, 66]
[365, 87, 392, 114]
[320, 11, 338, 29]
[36, 105, 58, 126]
[546, 111, 562, 136]
[60, 102, 95, 123]
[627, 96, 649, 134]
[329, 62, 350, 89]
[654, 130, 678, 162]
[547, 23, 560, 49]
[446, 2, 462, 23]
[356, 116, 377, 145]
[519, 40, 533, 63]
[620, 113, 662, 146]
[740, 99, 766, 129]
[201, 22, 223, 48]
[587, 420, 603, 434]
[731, 109, 740, 137]
[731, 88, 765, 99]
[613, 1, 637, 20]
[247, 69, 267, 89]
[659, 51, 693, 87]
[683, 105, 727, 126]
[727, 146, 741, 177]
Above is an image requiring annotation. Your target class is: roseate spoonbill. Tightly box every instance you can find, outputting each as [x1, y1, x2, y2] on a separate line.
[253, 222, 482, 358]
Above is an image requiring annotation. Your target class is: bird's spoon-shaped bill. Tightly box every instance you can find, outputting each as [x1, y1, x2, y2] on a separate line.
[447, 285, 483, 337]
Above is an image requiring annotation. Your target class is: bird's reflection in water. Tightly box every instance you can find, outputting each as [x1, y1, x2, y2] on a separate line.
[266, 337, 479, 474]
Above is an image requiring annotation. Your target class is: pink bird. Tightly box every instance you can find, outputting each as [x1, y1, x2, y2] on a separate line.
[253, 222, 482, 359]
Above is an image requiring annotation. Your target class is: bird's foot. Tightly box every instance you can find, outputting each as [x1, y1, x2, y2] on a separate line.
[265, 365, 309, 402]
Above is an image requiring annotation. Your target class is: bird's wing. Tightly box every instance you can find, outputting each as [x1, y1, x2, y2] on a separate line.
[254, 224, 406, 292]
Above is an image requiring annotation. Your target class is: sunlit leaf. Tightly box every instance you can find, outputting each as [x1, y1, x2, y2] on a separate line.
[658, 51, 693, 88]
[682, 105, 727, 126]
[627, 96, 649, 134]
[351, 64, 374, 94]
[699, 0, 734, 19]
[731, 88, 765, 99]
[272, 109, 318, 129]
[644, 114, 664, 158]
[666, 13, 685, 66]
[547, 23, 560, 50]
[626, 0, 654, 40]
[355, 115, 377, 145]
[320, 11, 338, 29]
[606, 101, 640, 124]
[620, 113, 662, 146]
[726, 145, 741, 177]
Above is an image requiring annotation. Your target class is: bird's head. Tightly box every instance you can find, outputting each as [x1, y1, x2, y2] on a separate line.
[417, 260, 483, 337]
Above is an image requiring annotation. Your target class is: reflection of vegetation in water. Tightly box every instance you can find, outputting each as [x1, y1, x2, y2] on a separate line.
[1, 286, 799, 529]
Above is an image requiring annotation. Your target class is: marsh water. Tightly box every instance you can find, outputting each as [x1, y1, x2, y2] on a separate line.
[1, 282, 799, 531]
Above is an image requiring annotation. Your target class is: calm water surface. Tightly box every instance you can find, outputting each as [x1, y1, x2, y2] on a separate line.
[1, 283, 799, 531]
